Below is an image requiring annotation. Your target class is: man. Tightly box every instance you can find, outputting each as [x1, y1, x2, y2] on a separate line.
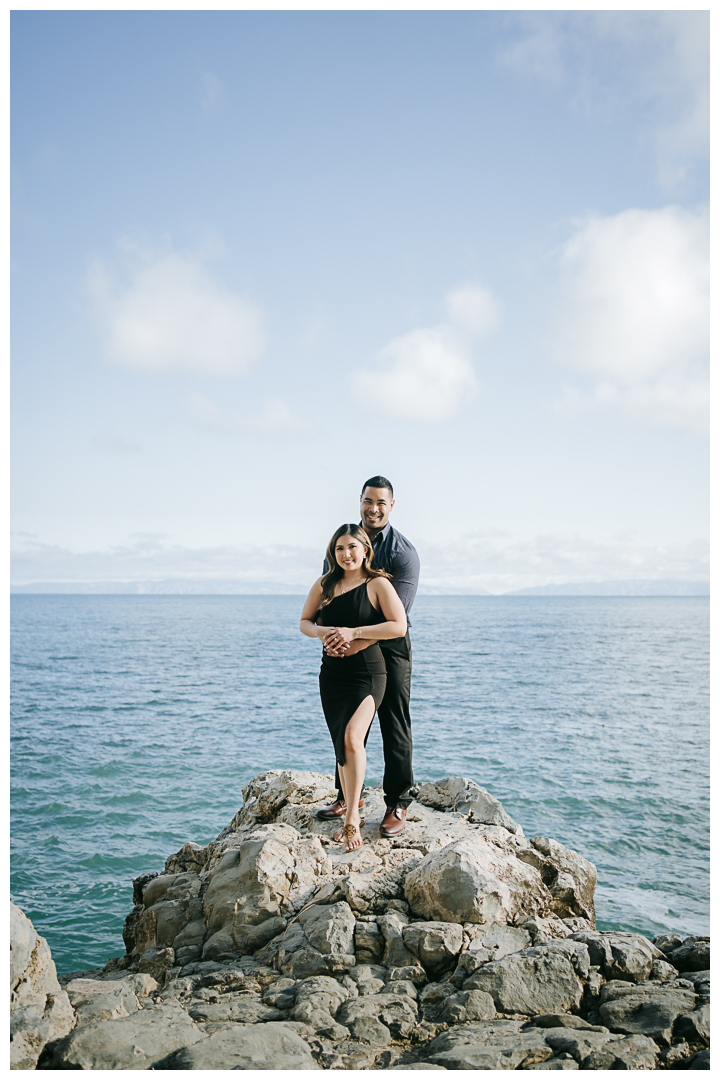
[316, 475, 420, 837]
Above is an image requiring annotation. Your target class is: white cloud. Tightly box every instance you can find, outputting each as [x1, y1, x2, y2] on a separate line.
[187, 394, 311, 437]
[497, 16, 565, 84]
[497, 12, 708, 187]
[89, 246, 267, 376]
[351, 284, 499, 422]
[10, 536, 320, 591]
[10, 531, 708, 595]
[417, 531, 709, 594]
[551, 206, 709, 433]
[444, 284, 500, 338]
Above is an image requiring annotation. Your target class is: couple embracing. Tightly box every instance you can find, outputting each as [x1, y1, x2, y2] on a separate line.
[300, 476, 420, 853]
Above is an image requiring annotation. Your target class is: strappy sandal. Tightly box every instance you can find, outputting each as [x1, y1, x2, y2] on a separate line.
[340, 822, 363, 852]
[333, 817, 365, 843]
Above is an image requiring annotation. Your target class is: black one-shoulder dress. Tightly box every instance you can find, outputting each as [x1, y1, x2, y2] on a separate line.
[317, 581, 387, 767]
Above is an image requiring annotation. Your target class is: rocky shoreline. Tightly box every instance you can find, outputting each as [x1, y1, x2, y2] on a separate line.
[11, 770, 709, 1070]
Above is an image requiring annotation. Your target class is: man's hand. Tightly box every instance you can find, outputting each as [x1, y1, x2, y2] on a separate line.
[323, 632, 373, 658]
[339, 638, 372, 657]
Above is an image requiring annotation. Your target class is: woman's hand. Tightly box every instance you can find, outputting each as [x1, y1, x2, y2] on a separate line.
[322, 626, 356, 653]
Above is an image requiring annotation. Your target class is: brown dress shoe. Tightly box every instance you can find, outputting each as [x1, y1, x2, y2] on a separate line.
[379, 806, 407, 837]
[316, 798, 364, 821]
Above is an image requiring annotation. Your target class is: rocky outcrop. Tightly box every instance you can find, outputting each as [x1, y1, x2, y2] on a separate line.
[10, 903, 75, 1069]
[10, 770, 710, 1070]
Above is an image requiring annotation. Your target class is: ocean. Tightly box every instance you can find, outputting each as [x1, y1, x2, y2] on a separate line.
[10, 594, 709, 974]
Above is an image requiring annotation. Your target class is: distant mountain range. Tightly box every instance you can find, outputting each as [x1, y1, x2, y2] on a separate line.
[502, 579, 709, 597]
[10, 578, 709, 596]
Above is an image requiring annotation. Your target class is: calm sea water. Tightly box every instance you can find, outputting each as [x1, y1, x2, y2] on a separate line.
[10, 595, 709, 974]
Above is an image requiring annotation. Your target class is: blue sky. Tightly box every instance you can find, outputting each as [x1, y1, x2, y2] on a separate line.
[11, 10, 709, 592]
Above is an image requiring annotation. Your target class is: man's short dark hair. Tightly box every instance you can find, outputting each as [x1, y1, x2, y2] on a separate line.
[362, 475, 394, 498]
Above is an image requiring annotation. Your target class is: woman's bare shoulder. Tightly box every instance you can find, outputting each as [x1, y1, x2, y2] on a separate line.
[368, 575, 398, 602]
[369, 574, 394, 593]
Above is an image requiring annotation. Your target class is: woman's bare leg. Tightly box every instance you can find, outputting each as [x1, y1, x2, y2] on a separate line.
[337, 764, 348, 805]
[341, 696, 376, 851]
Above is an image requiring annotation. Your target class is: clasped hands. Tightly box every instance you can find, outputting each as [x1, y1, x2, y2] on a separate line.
[322, 626, 367, 658]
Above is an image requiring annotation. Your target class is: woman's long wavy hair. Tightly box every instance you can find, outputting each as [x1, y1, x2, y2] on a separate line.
[319, 523, 391, 609]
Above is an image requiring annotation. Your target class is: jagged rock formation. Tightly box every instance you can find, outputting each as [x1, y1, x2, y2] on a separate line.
[10, 771, 710, 1070]
[10, 903, 75, 1069]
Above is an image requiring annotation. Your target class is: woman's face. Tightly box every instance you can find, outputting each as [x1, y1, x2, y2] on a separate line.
[334, 535, 367, 572]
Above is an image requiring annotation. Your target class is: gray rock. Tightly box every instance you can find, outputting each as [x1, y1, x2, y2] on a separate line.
[292, 974, 348, 1017]
[10, 903, 76, 1070]
[257, 901, 356, 979]
[420, 981, 456, 1006]
[652, 932, 683, 954]
[387, 963, 428, 985]
[347, 963, 387, 984]
[227, 769, 339, 831]
[349, 1015, 394, 1045]
[686, 1048, 711, 1069]
[483, 923, 533, 959]
[355, 918, 385, 963]
[377, 910, 416, 969]
[202, 834, 295, 932]
[404, 836, 551, 925]
[341, 850, 425, 915]
[169, 1021, 320, 1069]
[338, 992, 419, 1040]
[381, 979, 417, 1000]
[403, 921, 464, 977]
[532, 1013, 603, 1030]
[319, 1044, 382, 1069]
[598, 982, 696, 1045]
[423, 1019, 554, 1070]
[441, 988, 497, 1024]
[660, 1041, 694, 1067]
[522, 837, 597, 923]
[415, 777, 520, 833]
[66, 980, 140, 1026]
[569, 930, 659, 983]
[164, 841, 208, 875]
[127, 873, 203, 965]
[452, 924, 533, 986]
[203, 915, 287, 961]
[650, 958, 678, 982]
[301, 901, 355, 956]
[542, 1028, 615, 1062]
[47, 1002, 204, 1069]
[389, 1065, 448, 1070]
[680, 969, 710, 992]
[137, 945, 176, 984]
[187, 993, 282, 1024]
[583, 1033, 659, 1069]
[465, 943, 586, 1016]
[669, 937, 710, 973]
[419, 983, 457, 1023]
[262, 976, 297, 1008]
[525, 1059, 579, 1069]
[291, 1000, 350, 1039]
[674, 1004, 710, 1046]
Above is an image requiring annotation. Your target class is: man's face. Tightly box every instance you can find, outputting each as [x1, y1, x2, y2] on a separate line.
[360, 486, 395, 532]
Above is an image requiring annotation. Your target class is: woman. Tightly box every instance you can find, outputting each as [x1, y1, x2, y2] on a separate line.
[300, 524, 407, 851]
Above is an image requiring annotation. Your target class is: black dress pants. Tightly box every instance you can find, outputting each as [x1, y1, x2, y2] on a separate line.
[334, 635, 414, 809]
